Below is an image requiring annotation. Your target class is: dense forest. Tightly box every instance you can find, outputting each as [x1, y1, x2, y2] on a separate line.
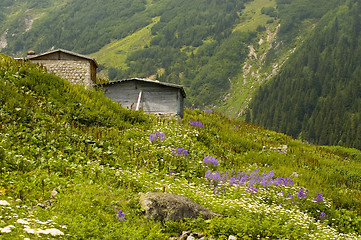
[248, 0, 361, 149]
[0, 0, 150, 54]
[123, 0, 252, 106]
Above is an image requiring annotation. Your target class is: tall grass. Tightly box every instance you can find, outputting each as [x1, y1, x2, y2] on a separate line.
[1, 54, 361, 239]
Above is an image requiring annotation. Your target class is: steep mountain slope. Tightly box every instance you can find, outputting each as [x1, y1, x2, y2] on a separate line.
[216, 0, 283, 118]
[247, 1, 361, 149]
[0, 0, 71, 52]
[1, 53, 361, 239]
[218, 0, 342, 118]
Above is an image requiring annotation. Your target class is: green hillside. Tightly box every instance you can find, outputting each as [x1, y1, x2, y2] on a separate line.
[91, 17, 160, 72]
[1, 55, 361, 239]
[247, 1, 361, 149]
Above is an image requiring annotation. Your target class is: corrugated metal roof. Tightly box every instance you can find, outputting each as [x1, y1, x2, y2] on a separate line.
[27, 48, 98, 67]
[95, 78, 186, 98]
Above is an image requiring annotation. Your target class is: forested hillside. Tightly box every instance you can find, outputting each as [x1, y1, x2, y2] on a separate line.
[1, 0, 265, 106]
[0, 0, 150, 54]
[247, 1, 361, 149]
[121, 0, 252, 106]
[0, 0, 341, 107]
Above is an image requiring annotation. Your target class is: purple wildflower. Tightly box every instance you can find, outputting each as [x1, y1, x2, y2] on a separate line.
[238, 176, 247, 186]
[149, 132, 165, 141]
[168, 170, 176, 176]
[205, 168, 300, 197]
[260, 170, 274, 187]
[287, 194, 294, 201]
[283, 177, 294, 186]
[156, 132, 165, 140]
[246, 186, 258, 194]
[203, 156, 219, 166]
[261, 180, 268, 187]
[173, 147, 189, 157]
[297, 188, 309, 199]
[262, 170, 274, 180]
[208, 171, 221, 181]
[189, 121, 204, 128]
[117, 210, 125, 222]
[314, 193, 324, 202]
[205, 170, 212, 179]
[215, 186, 222, 194]
[204, 109, 212, 113]
[229, 177, 237, 185]
[273, 177, 294, 187]
[149, 133, 157, 141]
[320, 212, 328, 220]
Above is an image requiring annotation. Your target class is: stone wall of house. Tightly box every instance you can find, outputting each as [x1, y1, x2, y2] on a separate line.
[32, 60, 92, 88]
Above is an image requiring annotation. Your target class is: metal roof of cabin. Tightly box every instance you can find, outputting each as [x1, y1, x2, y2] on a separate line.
[27, 48, 98, 67]
[96, 78, 186, 98]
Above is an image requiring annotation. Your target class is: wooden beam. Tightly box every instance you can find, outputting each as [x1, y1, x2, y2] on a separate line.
[136, 90, 143, 111]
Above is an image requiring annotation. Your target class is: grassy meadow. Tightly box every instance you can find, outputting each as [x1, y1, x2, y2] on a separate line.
[91, 17, 160, 72]
[1, 54, 361, 239]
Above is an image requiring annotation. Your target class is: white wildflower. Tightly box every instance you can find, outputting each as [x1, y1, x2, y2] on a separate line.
[17, 219, 30, 225]
[0, 200, 10, 206]
[0, 225, 15, 233]
[44, 228, 64, 236]
[35, 220, 47, 225]
[36, 228, 47, 234]
[23, 226, 36, 234]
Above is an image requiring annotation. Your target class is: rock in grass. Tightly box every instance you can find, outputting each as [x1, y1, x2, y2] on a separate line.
[139, 192, 220, 222]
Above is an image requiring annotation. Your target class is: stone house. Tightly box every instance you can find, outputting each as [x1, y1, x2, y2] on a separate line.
[96, 78, 186, 118]
[27, 49, 98, 88]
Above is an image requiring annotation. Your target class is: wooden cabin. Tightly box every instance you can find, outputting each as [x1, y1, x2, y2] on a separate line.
[27, 49, 98, 88]
[96, 78, 186, 118]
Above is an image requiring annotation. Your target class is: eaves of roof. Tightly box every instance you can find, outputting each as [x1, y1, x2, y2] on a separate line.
[27, 48, 98, 67]
[95, 78, 186, 98]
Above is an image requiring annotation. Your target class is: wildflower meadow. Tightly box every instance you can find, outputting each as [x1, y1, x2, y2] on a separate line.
[1, 54, 361, 239]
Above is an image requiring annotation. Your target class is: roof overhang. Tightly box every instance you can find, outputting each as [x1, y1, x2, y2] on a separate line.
[27, 48, 98, 68]
[95, 78, 186, 98]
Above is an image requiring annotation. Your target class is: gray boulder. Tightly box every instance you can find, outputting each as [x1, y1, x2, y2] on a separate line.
[139, 192, 220, 222]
